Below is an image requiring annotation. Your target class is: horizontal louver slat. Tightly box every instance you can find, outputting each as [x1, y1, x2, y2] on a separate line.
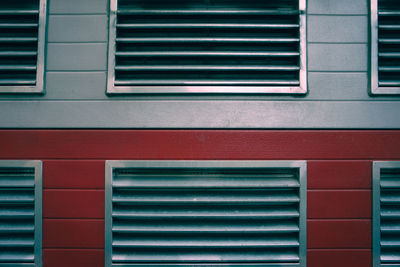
[380, 165, 400, 265]
[109, 163, 304, 265]
[110, 0, 304, 93]
[0, 164, 37, 265]
[377, 0, 400, 90]
[0, 0, 41, 89]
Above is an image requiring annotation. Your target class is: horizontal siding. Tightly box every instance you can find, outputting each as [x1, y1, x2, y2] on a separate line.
[46, 44, 107, 71]
[308, 16, 367, 43]
[1, 130, 400, 159]
[43, 249, 104, 267]
[48, 15, 108, 42]
[308, 161, 371, 189]
[43, 219, 104, 248]
[44, 161, 104, 189]
[2, 130, 397, 267]
[308, 44, 368, 71]
[308, 0, 368, 15]
[308, 220, 371, 248]
[1, 101, 400, 128]
[48, 0, 107, 14]
[308, 250, 372, 267]
[43, 190, 104, 218]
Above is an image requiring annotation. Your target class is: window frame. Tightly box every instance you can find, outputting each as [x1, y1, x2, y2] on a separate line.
[370, 0, 400, 95]
[372, 161, 400, 267]
[105, 160, 307, 266]
[106, 0, 307, 94]
[0, 0, 47, 94]
[0, 160, 42, 266]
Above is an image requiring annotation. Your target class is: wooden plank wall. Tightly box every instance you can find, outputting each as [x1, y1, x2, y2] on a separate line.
[1, 130, 400, 266]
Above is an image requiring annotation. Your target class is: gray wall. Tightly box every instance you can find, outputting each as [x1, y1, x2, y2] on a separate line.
[1, 0, 399, 128]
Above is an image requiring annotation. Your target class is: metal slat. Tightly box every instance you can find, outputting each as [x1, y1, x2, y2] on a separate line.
[112, 251, 300, 262]
[112, 224, 300, 234]
[117, 23, 300, 29]
[113, 175, 300, 189]
[116, 51, 300, 57]
[116, 37, 300, 43]
[112, 239, 300, 248]
[115, 65, 299, 71]
[0, 37, 38, 42]
[117, 9, 299, 15]
[0, 65, 36, 71]
[114, 80, 300, 86]
[112, 209, 300, 219]
[0, 23, 38, 28]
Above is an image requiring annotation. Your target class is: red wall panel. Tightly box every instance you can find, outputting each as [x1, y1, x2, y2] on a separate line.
[308, 220, 371, 249]
[43, 219, 104, 249]
[43, 249, 104, 267]
[44, 160, 104, 189]
[43, 190, 104, 219]
[308, 249, 372, 267]
[1, 130, 400, 159]
[308, 190, 371, 219]
[308, 161, 371, 189]
[1, 130, 397, 266]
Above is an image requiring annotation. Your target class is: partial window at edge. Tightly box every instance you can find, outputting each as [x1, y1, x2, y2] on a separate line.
[372, 161, 400, 267]
[107, 0, 307, 94]
[371, 0, 400, 95]
[0, 0, 47, 94]
[0, 160, 42, 266]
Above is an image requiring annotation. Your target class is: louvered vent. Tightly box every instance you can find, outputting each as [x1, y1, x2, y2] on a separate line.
[105, 161, 306, 266]
[0, 161, 42, 266]
[0, 0, 46, 93]
[374, 162, 400, 266]
[107, 0, 306, 94]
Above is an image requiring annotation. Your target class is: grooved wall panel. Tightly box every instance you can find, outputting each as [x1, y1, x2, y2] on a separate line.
[308, 250, 372, 267]
[43, 249, 104, 267]
[308, 16, 367, 43]
[1, 131, 400, 159]
[48, 15, 108, 42]
[308, 220, 371, 248]
[44, 160, 104, 189]
[46, 44, 107, 71]
[307, 0, 368, 14]
[308, 161, 371, 189]
[43, 219, 104, 248]
[48, 0, 107, 14]
[43, 190, 104, 218]
[308, 44, 368, 71]
[308, 190, 371, 219]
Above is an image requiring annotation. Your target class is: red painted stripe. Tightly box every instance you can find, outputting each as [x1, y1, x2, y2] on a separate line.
[308, 190, 371, 219]
[43, 219, 104, 249]
[44, 160, 105, 189]
[308, 160, 371, 189]
[43, 190, 104, 219]
[308, 249, 372, 267]
[1, 130, 400, 159]
[43, 249, 104, 267]
[308, 220, 371, 249]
